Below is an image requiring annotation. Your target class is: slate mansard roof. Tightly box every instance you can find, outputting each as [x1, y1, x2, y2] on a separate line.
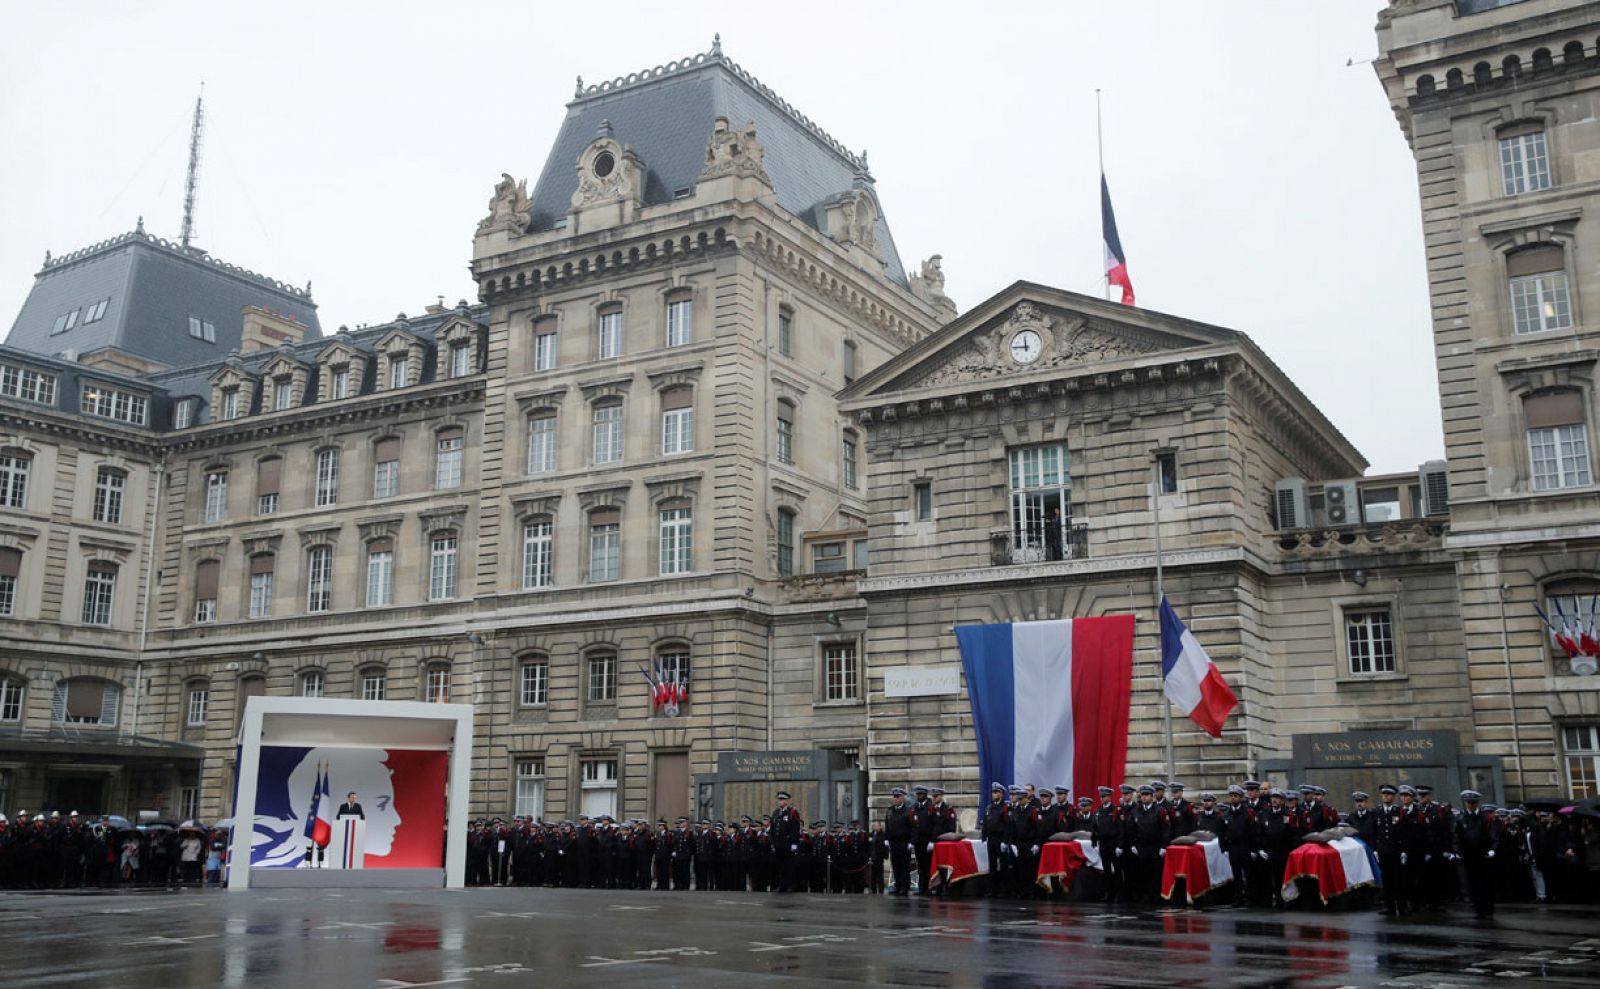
[528, 42, 909, 286]
[5, 227, 321, 368]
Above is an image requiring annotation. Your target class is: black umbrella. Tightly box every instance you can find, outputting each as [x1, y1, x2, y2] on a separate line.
[1571, 797, 1600, 820]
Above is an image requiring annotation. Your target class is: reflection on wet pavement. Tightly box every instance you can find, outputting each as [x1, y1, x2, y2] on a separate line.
[1, 887, 1597, 988]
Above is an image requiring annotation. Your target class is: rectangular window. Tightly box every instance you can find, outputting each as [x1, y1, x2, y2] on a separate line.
[1360, 486, 1402, 523]
[429, 535, 458, 600]
[192, 559, 218, 624]
[94, 468, 125, 525]
[1562, 725, 1600, 799]
[662, 407, 694, 455]
[425, 667, 449, 703]
[1500, 129, 1551, 196]
[842, 342, 857, 385]
[666, 298, 692, 347]
[84, 299, 108, 324]
[435, 429, 464, 489]
[0, 572, 16, 618]
[306, 546, 332, 612]
[450, 342, 473, 378]
[81, 385, 148, 425]
[1529, 424, 1592, 490]
[193, 597, 216, 624]
[256, 457, 281, 515]
[592, 404, 623, 464]
[812, 541, 847, 574]
[657, 651, 691, 704]
[274, 379, 293, 411]
[0, 364, 58, 405]
[331, 367, 351, 399]
[361, 672, 386, 701]
[204, 470, 228, 523]
[82, 567, 115, 625]
[515, 758, 546, 820]
[1007, 443, 1072, 563]
[913, 481, 932, 522]
[300, 670, 324, 698]
[853, 538, 869, 571]
[188, 316, 216, 342]
[173, 399, 193, 429]
[1155, 451, 1178, 495]
[534, 331, 558, 371]
[1510, 272, 1573, 335]
[776, 404, 794, 465]
[55, 679, 119, 726]
[315, 448, 340, 506]
[389, 356, 410, 390]
[0, 677, 23, 721]
[527, 415, 557, 474]
[186, 687, 208, 727]
[522, 520, 552, 590]
[372, 459, 398, 499]
[777, 310, 792, 357]
[366, 545, 394, 607]
[660, 506, 692, 575]
[842, 433, 859, 490]
[0, 453, 27, 510]
[824, 643, 860, 702]
[597, 310, 622, 360]
[1345, 609, 1396, 675]
[520, 661, 548, 706]
[589, 517, 620, 582]
[221, 388, 239, 421]
[249, 557, 274, 619]
[579, 757, 618, 819]
[587, 653, 618, 702]
[777, 510, 795, 577]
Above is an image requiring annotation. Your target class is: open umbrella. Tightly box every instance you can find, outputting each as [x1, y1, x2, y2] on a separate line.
[178, 819, 206, 832]
[99, 815, 136, 831]
[1571, 797, 1600, 820]
[211, 818, 233, 831]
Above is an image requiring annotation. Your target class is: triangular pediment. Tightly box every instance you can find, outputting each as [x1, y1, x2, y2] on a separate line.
[840, 281, 1239, 402]
[374, 328, 420, 354]
[316, 339, 365, 365]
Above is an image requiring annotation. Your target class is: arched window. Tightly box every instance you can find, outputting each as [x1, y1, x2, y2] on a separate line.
[0, 547, 22, 617]
[52, 677, 120, 726]
[193, 559, 220, 624]
[1474, 61, 1493, 86]
[1525, 390, 1592, 490]
[1446, 68, 1464, 90]
[655, 646, 691, 710]
[1507, 244, 1571, 334]
[424, 663, 450, 703]
[81, 563, 117, 626]
[1532, 48, 1554, 73]
[585, 650, 617, 703]
[93, 466, 126, 525]
[0, 673, 25, 722]
[1542, 578, 1599, 670]
[0, 449, 30, 510]
[661, 386, 694, 455]
[1563, 41, 1585, 67]
[299, 669, 324, 698]
[1416, 74, 1436, 97]
[358, 666, 387, 701]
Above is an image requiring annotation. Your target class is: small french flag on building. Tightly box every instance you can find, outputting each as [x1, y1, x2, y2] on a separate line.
[1159, 596, 1237, 738]
[1101, 174, 1135, 306]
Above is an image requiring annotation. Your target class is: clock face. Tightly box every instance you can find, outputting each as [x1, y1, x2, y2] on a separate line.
[1010, 330, 1043, 365]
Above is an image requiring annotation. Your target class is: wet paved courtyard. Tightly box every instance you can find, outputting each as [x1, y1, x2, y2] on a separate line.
[1, 887, 1597, 988]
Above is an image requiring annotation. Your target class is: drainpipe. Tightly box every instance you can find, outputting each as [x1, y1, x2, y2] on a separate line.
[130, 458, 165, 740]
[1495, 561, 1525, 797]
[762, 276, 774, 752]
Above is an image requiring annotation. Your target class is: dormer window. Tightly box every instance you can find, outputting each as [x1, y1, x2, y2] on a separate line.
[221, 388, 240, 421]
[389, 355, 410, 390]
[188, 316, 217, 343]
[450, 342, 473, 378]
[331, 366, 351, 399]
[273, 378, 294, 411]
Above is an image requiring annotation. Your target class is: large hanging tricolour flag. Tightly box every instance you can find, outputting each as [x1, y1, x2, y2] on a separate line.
[312, 765, 333, 848]
[1101, 174, 1135, 306]
[1159, 596, 1238, 738]
[955, 616, 1134, 798]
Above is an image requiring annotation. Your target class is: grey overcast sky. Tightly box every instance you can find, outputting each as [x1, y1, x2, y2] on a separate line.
[0, 1, 1437, 473]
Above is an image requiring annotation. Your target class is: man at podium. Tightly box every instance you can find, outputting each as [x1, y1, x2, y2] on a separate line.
[338, 792, 365, 819]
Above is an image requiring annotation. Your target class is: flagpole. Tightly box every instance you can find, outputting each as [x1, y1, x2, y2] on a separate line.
[1154, 461, 1174, 778]
[1097, 89, 1109, 302]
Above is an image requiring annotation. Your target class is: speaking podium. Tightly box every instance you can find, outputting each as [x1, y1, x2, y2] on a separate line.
[328, 815, 367, 870]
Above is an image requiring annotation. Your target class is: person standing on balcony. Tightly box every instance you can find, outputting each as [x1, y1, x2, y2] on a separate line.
[1044, 507, 1063, 561]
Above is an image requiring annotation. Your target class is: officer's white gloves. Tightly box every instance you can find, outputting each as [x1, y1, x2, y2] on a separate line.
[1400, 853, 1407, 865]
[1158, 849, 1166, 858]
[1486, 850, 1495, 859]
[926, 843, 934, 853]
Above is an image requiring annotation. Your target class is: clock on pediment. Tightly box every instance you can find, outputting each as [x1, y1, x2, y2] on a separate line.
[1009, 329, 1042, 365]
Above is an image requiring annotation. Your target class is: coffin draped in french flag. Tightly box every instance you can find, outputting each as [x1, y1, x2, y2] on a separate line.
[955, 615, 1134, 797]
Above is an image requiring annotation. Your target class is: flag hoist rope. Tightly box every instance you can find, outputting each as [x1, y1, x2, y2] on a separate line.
[1154, 460, 1174, 778]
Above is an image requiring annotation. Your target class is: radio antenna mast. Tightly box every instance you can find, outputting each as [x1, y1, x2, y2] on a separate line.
[179, 84, 205, 250]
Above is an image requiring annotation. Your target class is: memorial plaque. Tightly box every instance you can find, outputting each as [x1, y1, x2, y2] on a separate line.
[697, 750, 865, 827]
[1288, 730, 1466, 801]
[883, 666, 962, 698]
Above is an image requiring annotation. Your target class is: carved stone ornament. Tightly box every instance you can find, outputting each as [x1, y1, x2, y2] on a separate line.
[919, 302, 1161, 389]
[839, 190, 879, 254]
[477, 173, 531, 236]
[908, 254, 958, 320]
[699, 116, 770, 184]
[571, 136, 644, 210]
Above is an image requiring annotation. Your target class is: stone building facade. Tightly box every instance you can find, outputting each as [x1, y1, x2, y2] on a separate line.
[1375, 0, 1600, 799]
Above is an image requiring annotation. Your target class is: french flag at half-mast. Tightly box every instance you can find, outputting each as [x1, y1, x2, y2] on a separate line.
[1101, 174, 1135, 306]
[1159, 596, 1238, 738]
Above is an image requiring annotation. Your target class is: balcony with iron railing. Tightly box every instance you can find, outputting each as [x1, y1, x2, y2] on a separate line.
[990, 522, 1089, 567]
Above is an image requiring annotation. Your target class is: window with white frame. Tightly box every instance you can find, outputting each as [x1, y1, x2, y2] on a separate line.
[315, 448, 340, 506]
[527, 413, 557, 474]
[450, 341, 473, 378]
[579, 757, 618, 819]
[1499, 125, 1551, 196]
[0, 363, 57, 405]
[588, 511, 620, 582]
[515, 757, 546, 820]
[0, 676, 25, 722]
[429, 534, 458, 600]
[424, 666, 449, 703]
[597, 310, 622, 359]
[1562, 725, 1599, 799]
[913, 481, 932, 522]
[82, 564, 116, 625]
[306, 546, 332, 612]
[776, 401, 795, 465]
[81, 384, 147, 425]
[248, 556, 275, 619]
[656, 649, 690, 700]
[519, 659, 548, 707]
[1007, 443, 1071, 561]
[661, 387, 694, 455]
[373, 437, 400, 499]
[93, 467, 125, 525]
[587, 652, 617, 702]
[274, 378, 294, 411]
[534, 329, 558, 371]
[592, 402, 623, 464]
[522, 518, 552, 590]
[435, 428, 464, 489]
[1508, 245, 1573, 335]
[0, 548, 21, 617]
[812, 540, 847, 574]
[0, 452, 31, 509]
[389, 354, 410, 389]
[331, 367, 351, 400]
[777, 508, 796, 577]
[186, 684, 208, 727]
[173, 398, 193, 429]
[204, 470, 228, 523]
[192, 560, 219, 624]
[366, 541, 394, 607]
[660, 505, 692, 575]
[1345, 608, 1396, 675]
[53, 679, 119, 726]
[666, 297, 692, 347]
[823, 642, 860, 702]
[256, 458, 281, 515]
[1544, 587, 1599, 662]
[221, 387, 240, 421]
[360, 669, 386, 701]
[188, 316, 216, 342]
[179, 786, 200, 821]
[842, 431, 859, 490]
[299, 670, 324, 698]
[1525, 391, 1592, 491]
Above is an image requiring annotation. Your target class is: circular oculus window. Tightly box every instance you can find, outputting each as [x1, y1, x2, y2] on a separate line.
[593, 151, 616, 178]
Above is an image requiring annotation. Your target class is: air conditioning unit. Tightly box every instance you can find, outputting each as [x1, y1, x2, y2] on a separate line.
[1419, 460, 1449, 517]
[1274, 478, 1309, 530]
[1323, 480, 1361, 527]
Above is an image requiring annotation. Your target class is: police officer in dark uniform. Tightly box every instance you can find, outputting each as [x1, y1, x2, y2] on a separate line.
[980, 782, 1010, 897]
[1454, 789, 1499, 918]
[1259, 790, 1295, 907]
[1220, 784, 1256, 906]
[1371, 784, 1406, 915]
[1194, 792, 1225, 833]
[652, 818, 673, 890]
[884, 786, 915, 896]
[910, 785, 936, 895]
[1167, 783, 1195, 839]
[1092, 786, 1123, 903]
[770, 790, 803, 892]
[1125, 784, 1171, 904]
